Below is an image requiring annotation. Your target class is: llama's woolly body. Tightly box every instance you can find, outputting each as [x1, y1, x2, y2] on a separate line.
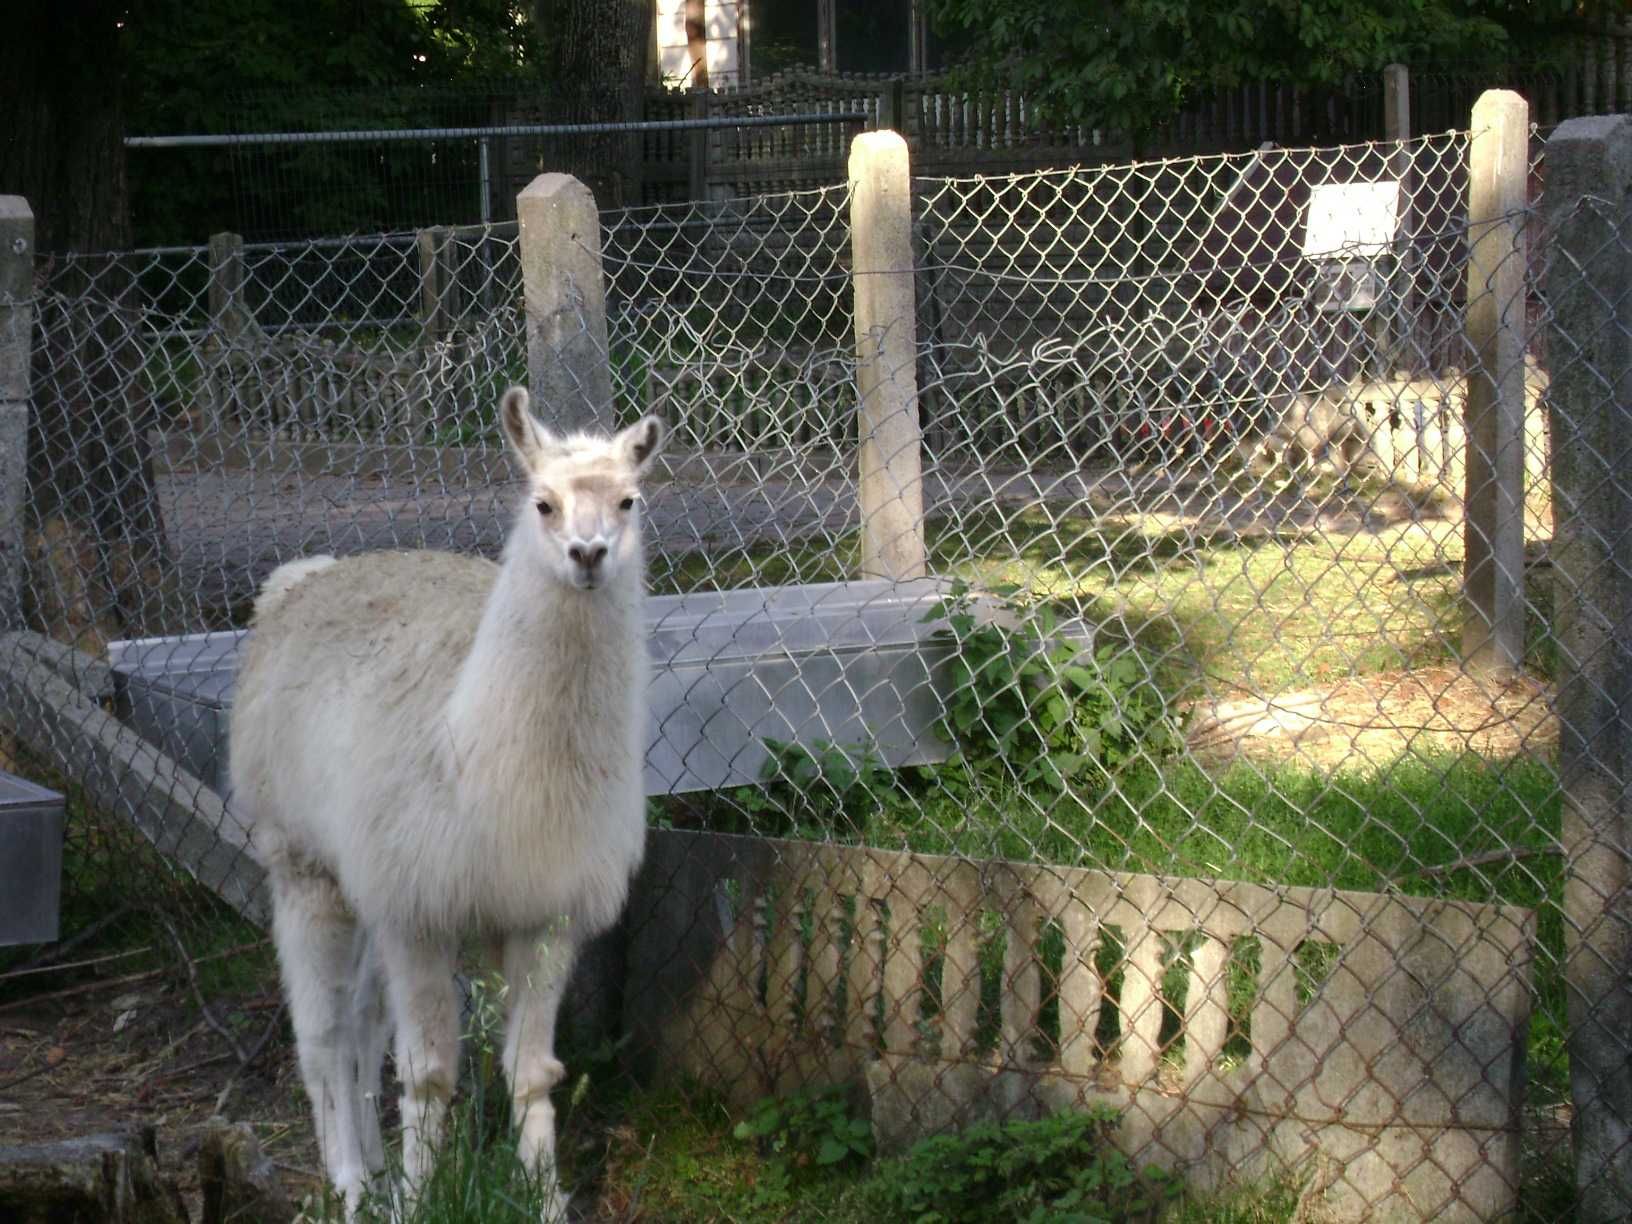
[227, 390, 664, 1217]
[234, 546, 647, 937]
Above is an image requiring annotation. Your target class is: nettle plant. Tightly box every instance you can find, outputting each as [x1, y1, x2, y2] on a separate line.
[733, 1084, 875, 1176]
[751, 737, 894, 836]
[927, 581, 1182, 792]
[857, 1106, 1180, 1223]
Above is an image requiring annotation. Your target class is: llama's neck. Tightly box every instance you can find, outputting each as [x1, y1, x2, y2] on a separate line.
[445, 538, 644, 765]
[435, 531, 649, 935]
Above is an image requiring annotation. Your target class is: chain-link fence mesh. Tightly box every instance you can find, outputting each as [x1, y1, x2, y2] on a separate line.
[3, 112, 1629, 1219]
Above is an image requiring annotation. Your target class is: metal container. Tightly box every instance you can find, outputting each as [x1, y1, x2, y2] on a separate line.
[107, 631, 245, 797]
[644, 578, 960, 793]
[1, 771, 65, 945]
[108, 578, 1088, 800]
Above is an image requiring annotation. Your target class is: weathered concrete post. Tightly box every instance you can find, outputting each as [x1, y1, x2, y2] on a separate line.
[0, 198, 34, 634]
[207, 232, 251, 340]
[516, 173, 616, 434]
[688, 90, 709, 204]
[1383, 64, 1411, 144]
[849, 131, 926, 581]
[1462, 89, 1529, 672]
[417, 225, 451, 341]
[1547, 112, 1632, 1223]
[517, 175, 624, 1042]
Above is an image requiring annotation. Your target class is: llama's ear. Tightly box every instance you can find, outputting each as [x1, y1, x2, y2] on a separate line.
[499, 387, 554, 466]
[615, 415, 666, 475]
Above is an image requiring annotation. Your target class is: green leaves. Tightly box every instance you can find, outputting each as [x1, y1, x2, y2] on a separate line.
[929, 582, 1183, 795]
[733, 1086, 875, 1181]
[856, 1106, 1181, 1222]
[924, 0, 1523, 140]
[757, 738, 894, 837]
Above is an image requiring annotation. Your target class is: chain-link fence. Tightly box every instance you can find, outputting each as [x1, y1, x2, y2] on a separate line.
[2, 98, 1630, 1220]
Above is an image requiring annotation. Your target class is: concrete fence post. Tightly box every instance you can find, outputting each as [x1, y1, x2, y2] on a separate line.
[0, 198, 34, 634]
[207, 232, 251, 341]
[848, 130, 926, 581]
[417, 225, 452, 342]
[1462, 89, 1529, 672]
[515, 174, 625, 1043]
[1547, 112, 1632, 1222]
[1382, 63, 1411, 144]
[516, 173, 616, 435]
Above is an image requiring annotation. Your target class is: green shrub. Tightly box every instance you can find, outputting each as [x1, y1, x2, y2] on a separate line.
[733, 1084, 874, 1178]
[929, 581, 1183, 792]
[852, 1107, 1179, 1223]
[755, 737, 895, 835]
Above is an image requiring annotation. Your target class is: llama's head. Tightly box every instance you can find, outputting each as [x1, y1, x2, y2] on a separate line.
[499, 386, 666, 592]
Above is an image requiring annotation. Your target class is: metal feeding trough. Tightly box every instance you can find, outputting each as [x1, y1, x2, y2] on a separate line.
[108, 578, 1088, 802]
[0, 771, 65, 946]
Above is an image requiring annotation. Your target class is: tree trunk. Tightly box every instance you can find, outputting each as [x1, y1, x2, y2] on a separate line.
[0, 0, 175, 655]
[534, 0, 656, 207]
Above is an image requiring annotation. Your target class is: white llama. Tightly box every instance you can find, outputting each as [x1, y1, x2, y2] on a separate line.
[229, 387, 664, 1217]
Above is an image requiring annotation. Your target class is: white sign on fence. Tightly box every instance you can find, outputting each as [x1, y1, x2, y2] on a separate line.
[1301, 180, 1401, 258]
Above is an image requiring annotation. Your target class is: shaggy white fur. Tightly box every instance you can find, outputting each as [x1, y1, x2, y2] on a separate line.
[229, 388, 664, 1218]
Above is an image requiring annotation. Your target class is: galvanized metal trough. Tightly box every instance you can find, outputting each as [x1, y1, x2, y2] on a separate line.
[106, 578, 1075, 804]
[0, 771, 64, 946]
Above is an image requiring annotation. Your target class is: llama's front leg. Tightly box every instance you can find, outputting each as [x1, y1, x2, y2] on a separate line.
[502, 925, 579, 1218]
[270, 872, 373, 1217]
[376, 928, 459, 1207]
[349, 938, 390, 1180]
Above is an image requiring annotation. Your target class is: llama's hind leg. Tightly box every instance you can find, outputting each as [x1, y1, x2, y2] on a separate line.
[376, 927, 459, 1205]
[501, 926, 579, 1217]
[270, 869, 373, 1216]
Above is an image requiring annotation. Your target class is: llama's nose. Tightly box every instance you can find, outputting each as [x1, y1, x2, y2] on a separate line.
[568, 542, 607, 573]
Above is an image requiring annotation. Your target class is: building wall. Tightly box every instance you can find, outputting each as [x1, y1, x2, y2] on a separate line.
[655, 0, 742, 87]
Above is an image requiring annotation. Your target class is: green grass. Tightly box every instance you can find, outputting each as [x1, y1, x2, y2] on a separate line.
[651, 503, 1493, 698]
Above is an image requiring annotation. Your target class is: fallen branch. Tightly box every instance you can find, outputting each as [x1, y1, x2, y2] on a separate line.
[1, 905, 133, 976]
[213, 1002, 287, 1116]
[0, 945, 152, 985]
[0, 1059, 58, 1093]
[0, 966, 166, 1014]
[147, 1050, 235, 1082]
[0, 939, 268, 1015]
[161, 919, 249, 1065]
[1405, 845, 1562, 878]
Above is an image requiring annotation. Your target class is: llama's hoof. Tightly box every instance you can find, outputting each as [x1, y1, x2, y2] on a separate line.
[540, 1182, 573, 1222]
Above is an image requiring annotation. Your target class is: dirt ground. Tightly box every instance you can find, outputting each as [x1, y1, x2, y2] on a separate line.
[0, 963, 323, 1217]
[1186, 664, 1558, 768]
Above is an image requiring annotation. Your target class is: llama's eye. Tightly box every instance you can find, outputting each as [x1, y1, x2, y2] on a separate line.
[536, 501, 553, 516]
[619, 496, 635, 511]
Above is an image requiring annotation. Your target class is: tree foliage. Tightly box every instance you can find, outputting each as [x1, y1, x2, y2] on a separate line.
[104, 0, 554, 242]
[925, 0, 1619, 139]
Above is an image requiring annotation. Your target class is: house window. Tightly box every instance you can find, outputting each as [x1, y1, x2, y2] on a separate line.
[750, 0, 949, 78]
[662, 0, 970, 86]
